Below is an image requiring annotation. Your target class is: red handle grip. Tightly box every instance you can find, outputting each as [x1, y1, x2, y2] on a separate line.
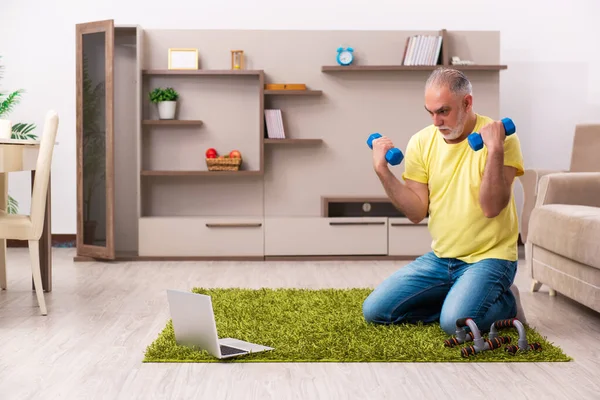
[505, 344, 519, 355]
[528, 342, 542, 351]
[494, 319, 516, 328]
[461, 345, 476, 358]
[486, 336, 511, 350]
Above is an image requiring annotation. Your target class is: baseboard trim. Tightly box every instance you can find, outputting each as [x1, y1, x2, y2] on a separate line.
[8, 234, 75, 248]
[74, 248, 524, 263]
[73, 254, 266, 262]
[73, 253, 418, 262]
[264, 255, 418, 261]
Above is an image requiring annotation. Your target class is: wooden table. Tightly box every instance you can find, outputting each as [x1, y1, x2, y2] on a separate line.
[0, 138, 52, 292]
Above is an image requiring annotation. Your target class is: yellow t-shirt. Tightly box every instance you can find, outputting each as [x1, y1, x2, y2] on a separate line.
[401, 114, 524, 263]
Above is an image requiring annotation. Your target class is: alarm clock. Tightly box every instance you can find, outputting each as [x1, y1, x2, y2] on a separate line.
[336, 47, 354, 66]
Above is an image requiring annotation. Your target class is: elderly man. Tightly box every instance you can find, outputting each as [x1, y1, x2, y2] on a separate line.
[363, 67, 526, 335]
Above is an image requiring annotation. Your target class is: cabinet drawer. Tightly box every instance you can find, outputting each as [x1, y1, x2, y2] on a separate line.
[139, 217, 264, 257]
[388, 218, 432, 256]
[265, 217, 388, 256]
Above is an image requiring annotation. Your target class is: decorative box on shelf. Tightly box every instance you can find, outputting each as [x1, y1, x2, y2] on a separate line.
[264, 83, 306, 90]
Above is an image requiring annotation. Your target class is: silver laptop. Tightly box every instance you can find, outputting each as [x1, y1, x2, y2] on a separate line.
[166, 289, 274, 359]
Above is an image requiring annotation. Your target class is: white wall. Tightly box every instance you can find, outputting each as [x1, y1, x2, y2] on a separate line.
[1, 0, 599, 234]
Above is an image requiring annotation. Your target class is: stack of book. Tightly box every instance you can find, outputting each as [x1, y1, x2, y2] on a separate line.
[402, 34, 443, 66]
[264, 109, 286, 139]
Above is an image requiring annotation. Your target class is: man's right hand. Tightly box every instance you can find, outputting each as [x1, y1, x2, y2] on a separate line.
[371, 135, 429, 224]
[372, 135, 395, 173]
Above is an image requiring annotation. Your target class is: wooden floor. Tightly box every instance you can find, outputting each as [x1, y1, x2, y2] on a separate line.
[1, 248, 599, 400]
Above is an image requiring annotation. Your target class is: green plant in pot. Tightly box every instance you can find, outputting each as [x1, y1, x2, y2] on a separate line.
[0, 55, 38, 214]
[149, 87, 179, 120]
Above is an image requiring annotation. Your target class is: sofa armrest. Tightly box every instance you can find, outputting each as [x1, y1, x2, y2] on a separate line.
[536, 172, 600, 208]
[518, 168, 564, 243]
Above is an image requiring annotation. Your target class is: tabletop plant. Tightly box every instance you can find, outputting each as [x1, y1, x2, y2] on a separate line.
[149, 87, 179, 119]
[0, 56, 38, 213]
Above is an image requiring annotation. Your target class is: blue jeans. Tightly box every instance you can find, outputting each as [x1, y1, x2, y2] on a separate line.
[362, 252, 518, 335]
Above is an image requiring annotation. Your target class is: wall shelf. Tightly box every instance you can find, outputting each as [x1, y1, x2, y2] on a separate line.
[141, 170, 262, 176]
[264, 139, 323, 145]
[322, 65, 438, 72]
[142, 69, 264, 76]
[264, 90, 323, 96]
[449, 65, 508, 70]
[321, 65, 507, 72]
[142, 120, 203, 126]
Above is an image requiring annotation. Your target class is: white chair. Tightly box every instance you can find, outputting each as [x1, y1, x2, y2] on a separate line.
[0, 110, 59, 315]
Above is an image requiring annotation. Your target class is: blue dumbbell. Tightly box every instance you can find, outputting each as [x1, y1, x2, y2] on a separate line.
[467, 118, 516, 151]
[366, 133, 404, 165]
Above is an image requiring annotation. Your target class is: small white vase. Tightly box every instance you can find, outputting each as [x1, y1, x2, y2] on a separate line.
[157, 101, 177, 120]
[0, 119, 12, 139]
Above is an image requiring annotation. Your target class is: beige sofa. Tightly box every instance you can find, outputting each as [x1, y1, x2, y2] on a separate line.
[519, 124, 600, 314]
[519, 124, 600, 244]
[524, 172, 600, 314]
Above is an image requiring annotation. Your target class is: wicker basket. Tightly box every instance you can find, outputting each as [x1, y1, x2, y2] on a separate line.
[206, 156, 242, 171]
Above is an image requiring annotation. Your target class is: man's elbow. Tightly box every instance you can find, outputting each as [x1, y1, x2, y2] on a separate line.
[481, 200, 509, 218]
[482, 208, 501, 218]
[407, 212, 428, 224]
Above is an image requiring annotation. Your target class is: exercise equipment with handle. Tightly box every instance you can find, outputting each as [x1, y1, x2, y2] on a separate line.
[444, 331, 474, 348]
[443, 317, 542, 358]
[467, 117, 516, 151]
[489, 318, 542, 355]
[366, 133, 404, 165]
[460, 335, 512, 357]
[505, 342, 542, 355]
[453, 318, 488, 357]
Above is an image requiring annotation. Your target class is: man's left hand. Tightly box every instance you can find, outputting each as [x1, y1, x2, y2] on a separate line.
[479, 121, 506, 154]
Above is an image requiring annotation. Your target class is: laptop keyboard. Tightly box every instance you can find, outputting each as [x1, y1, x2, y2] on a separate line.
[220, 344, 247, 356]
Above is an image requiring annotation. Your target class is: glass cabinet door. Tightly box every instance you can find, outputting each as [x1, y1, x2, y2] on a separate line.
[76, 19, 115, 259]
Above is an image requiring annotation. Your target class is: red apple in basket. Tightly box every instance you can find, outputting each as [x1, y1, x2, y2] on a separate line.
[229, 150, 242, 159]
[206, 148, 217, 158]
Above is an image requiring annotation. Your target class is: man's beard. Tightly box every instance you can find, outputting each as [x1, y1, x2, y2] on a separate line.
[439, 108, 467, 141]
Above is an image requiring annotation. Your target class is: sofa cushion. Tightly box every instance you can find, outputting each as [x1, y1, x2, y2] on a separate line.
[528, 204, 600, 270]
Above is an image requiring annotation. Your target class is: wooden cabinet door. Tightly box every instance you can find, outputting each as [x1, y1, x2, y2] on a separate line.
[75, 20, 115, 260]
[264, 217, 389, 256]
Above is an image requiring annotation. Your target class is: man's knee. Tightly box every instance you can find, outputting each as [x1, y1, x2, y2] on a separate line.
[439, 310, 462, 336]
[362, 292, 386, 324]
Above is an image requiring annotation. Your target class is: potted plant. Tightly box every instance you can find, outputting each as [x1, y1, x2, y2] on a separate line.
[0, 55, 38, 214]
[149, 87, 179, 119]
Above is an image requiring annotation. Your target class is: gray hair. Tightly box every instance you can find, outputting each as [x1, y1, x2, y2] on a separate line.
[425, 67, 472, 97]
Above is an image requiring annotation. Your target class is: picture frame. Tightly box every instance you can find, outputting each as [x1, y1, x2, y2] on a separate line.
[168, 48, 198, 70]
